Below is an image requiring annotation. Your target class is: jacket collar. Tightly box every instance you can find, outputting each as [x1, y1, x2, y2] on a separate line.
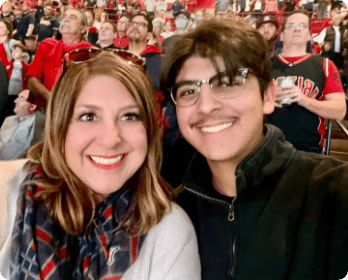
[182, 124, 296, 199]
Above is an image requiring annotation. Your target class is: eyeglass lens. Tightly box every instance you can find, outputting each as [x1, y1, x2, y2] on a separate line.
[172, 72, 247, 107]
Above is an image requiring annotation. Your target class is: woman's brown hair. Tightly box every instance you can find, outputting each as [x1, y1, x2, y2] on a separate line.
[0, 19, 13, 41]
[26, 52, 173, 236]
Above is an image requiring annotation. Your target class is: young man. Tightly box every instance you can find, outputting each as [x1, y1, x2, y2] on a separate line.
[97, 20, 117, 49]
[161, 19, 348, 280]
[268, 10, 346, 153]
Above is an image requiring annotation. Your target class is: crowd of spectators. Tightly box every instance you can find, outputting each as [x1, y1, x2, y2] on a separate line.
[0, 0, 347, 158]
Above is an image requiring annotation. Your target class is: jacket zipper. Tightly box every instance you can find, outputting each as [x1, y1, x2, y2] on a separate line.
[182, 185, 238, 278]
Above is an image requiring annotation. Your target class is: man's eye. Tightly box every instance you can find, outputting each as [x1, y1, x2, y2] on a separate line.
[178, 87, 198, 98]
[121, 113, 140, 121]
[232, 76, 244, 86]
[79, 113, 96, 122]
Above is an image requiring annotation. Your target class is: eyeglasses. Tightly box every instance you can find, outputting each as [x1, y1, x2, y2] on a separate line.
[64, 47, 146, 71]
[284, 22, 308, 30]
[170, 68, 252, 107]
[129, 21, 148, 28]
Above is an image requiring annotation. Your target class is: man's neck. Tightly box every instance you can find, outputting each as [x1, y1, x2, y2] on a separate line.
[208, 160, 237, 197]
[128, 41, 147, 55]
[98, 40, 113, 48]
[281, 45, 307, 57]
[118, 31, 126, 37]
[62, 34, 81, 45]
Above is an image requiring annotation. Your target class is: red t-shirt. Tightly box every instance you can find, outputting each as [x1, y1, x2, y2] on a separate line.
[113, 34, 129, 49]
[27, 38, 92, 91]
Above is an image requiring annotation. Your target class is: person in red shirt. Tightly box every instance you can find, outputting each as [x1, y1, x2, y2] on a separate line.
[114, 15, 129, 48]
[27, 8, 92, 108]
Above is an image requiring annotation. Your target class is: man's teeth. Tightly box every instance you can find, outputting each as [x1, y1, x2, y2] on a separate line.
[200, 122, 233, 133]
[90, 155, 124, 165]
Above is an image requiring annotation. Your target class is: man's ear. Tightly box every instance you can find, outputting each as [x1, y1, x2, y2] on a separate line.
[280, 31, 283, 42]
[29, 104, 37, 113]
[263, 82, 275, 115]
[146, 32, 152, 41]
[81, 25, 88, 35]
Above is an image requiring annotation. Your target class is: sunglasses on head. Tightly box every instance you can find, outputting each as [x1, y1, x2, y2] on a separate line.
[64, 47, 146, 71]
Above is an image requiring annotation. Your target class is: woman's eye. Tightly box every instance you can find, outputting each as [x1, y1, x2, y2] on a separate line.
[122, 113, 140, 121]
[79, 113, 96, 122]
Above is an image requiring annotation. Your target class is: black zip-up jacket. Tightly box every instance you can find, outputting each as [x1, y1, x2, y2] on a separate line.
[175, 124, 348, 280]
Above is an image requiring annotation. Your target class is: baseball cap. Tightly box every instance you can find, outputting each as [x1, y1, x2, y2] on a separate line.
[256, 15, 278, 29]
[174, 9, 190, 19]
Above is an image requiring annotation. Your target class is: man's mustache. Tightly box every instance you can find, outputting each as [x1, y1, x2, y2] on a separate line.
[59, 22, 71, 29]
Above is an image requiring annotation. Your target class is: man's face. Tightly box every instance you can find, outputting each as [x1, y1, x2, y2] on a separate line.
[330, 7, 340, 18]
[84, 10, 93, 26]
[258, 22, 277, 41]
[14, 90, 35, 117]
[174, 56, 274, 166]
[44, 5, 52, 16]
[99, 22, 116, 42]
[281, 13, 310, 48]
[127, 15, 149, 43]
[59, 9, 85, 36]
[117, 17, 129, 33]
[175, 14, 188, 30]
[22, 3, 29, 12]
[24, 38, 36, 50]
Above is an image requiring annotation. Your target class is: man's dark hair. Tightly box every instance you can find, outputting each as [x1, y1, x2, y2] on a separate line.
[281, 9, 310, 31]
[44, 3, 52, 7]
[160, 18, 272, 102]
[130, 12, 153, 32]
[103, 20, 117, 32]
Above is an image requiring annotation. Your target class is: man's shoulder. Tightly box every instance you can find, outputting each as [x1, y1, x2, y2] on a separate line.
[290, 150, 348, 191]
[37, 38, 59, 50]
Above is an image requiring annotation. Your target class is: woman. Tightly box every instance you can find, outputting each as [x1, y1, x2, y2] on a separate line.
[6, 50, 200, 279]
[0, 19, 17, 67]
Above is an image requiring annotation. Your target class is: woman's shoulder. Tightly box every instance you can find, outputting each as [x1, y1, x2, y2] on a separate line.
[147, 202, 196, 245]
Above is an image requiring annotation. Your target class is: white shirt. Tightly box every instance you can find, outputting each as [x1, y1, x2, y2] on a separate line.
[145, 0, 156, 12]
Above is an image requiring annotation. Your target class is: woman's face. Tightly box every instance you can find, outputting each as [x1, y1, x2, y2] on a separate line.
[65, 75, 148, 201]
[100, 12, 106, 22]
[164, 21, 171, 32]
[0, 22, 9, 37]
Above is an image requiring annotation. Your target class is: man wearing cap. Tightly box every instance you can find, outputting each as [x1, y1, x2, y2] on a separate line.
[268, 10, 346, 153]
[162, 9, 190, 52]
[13, 2, 35, 41]
[256, 14, 281, 57]
[23, 35, 37, 63]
